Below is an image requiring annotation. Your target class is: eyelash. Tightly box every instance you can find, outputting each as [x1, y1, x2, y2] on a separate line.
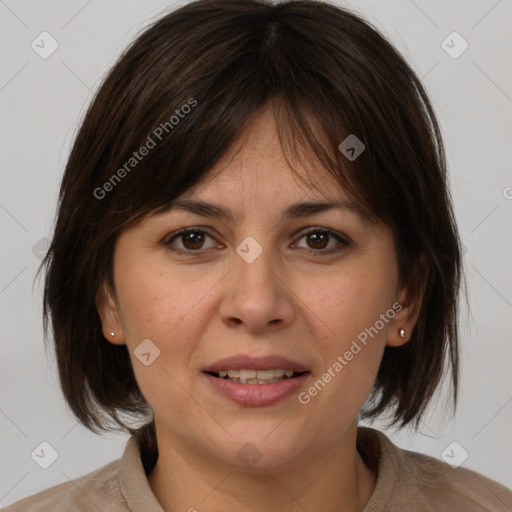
[164, 226, 350, 257]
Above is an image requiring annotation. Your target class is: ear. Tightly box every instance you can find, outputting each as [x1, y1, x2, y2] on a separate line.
[386, 255, 428, 347]
[95, 281, 125, 345]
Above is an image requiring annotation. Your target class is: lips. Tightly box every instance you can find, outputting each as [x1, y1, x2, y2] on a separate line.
[202, 371, 310, 406]
[202, 354, 309, 373]
[202, 354, 310, 406]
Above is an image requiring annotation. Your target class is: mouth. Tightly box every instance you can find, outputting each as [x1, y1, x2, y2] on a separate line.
[201, 354, 311, 406]
[204, 368, 309, 384]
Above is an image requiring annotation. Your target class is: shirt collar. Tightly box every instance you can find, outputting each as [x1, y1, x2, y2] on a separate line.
[118, 435, 165, 512]
[117, 426, 400, 511]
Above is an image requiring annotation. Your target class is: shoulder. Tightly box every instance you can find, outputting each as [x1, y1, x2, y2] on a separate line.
[1, 456, 127, 512]
[397, 447, 512, 511]
[358, 427, 512, 512]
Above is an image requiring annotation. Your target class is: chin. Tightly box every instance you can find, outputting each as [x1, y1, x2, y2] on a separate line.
[215, 430, 307, 471]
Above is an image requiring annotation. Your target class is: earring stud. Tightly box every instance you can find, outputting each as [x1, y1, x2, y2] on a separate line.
[399, 328, 406, 339]
[110, 332, 115, 337]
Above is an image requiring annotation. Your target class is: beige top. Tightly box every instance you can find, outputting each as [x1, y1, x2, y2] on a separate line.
[3, 427, 512, 511]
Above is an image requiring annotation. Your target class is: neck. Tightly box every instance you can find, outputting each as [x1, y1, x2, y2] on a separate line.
[147, 423, 376, 512]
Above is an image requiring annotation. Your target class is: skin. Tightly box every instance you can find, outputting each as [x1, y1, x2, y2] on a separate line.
[96, 104, 424, 512]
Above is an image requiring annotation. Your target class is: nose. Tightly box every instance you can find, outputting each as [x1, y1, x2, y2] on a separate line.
[218, 239, 296, 334]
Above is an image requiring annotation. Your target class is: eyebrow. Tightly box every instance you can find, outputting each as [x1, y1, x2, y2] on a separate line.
[163, 198, 365, 222]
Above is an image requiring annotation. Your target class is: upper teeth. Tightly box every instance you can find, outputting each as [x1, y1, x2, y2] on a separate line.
[219, 369, 294, 379]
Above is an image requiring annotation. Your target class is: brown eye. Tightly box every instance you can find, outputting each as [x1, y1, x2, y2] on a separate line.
[294, 228, 350, 253]
[164, 226, 350, 257]
[180, 231, 206, 250]
[305, 231, 329, 250]
[165, 228, 218, 254]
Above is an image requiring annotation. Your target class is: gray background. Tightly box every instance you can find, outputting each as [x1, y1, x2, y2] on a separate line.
[1, 0, 511, 506]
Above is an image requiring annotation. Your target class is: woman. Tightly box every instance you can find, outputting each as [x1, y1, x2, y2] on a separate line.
[4, 0, 512, 510]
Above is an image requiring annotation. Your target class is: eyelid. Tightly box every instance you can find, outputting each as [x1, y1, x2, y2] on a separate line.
[296, 226, 351, 246]
[164, 225, 351, 255]
[164, 226, 220, 250]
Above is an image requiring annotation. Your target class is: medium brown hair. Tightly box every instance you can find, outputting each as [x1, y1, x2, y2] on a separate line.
[37, 0, 463, 450]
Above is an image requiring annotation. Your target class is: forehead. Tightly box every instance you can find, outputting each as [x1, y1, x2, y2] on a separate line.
[180, 105, 348, 207]
[164, 157, 366, 228]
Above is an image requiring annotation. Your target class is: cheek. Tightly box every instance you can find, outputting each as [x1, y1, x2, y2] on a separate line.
[304, 257, 397, 406]
[114, 254, 213, 342]
[113, 259, 209, 414]
[313, 261, 397, 346]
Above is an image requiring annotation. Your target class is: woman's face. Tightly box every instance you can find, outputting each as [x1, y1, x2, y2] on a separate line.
[98, 105, 415, 470]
